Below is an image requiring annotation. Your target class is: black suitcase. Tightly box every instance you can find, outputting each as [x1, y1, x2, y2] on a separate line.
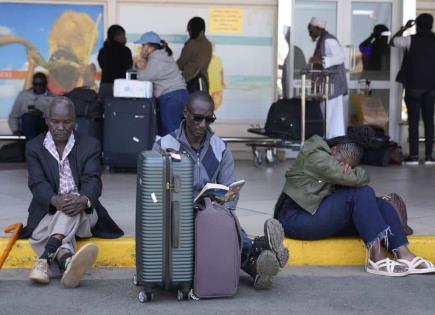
[135, 150, 194, 302]
[103, 97, 157, 170]
[249, 98, 323, 140]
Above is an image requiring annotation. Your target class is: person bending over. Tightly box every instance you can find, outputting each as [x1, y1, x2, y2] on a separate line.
[274, 126, 435, 276]
[135, 31, 188, 136]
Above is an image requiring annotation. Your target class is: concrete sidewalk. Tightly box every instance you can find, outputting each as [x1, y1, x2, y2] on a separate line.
[2, 160, 435, 237]
[1, 160, 435, 267]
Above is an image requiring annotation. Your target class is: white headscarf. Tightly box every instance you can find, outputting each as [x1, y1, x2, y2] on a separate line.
[309, 17, 326, 29]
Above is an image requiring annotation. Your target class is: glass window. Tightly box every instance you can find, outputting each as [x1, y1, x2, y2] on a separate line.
[351, 2, 392, 81]
[349, 89, 390, 132]
[292, 1, 337, 79]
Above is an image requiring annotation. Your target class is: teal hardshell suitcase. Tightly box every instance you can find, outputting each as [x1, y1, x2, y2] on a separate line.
[134, 150, 194, 302]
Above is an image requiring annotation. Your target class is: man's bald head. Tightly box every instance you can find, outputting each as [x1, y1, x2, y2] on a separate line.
[186, 91, 214, 113]
[46, 96, 76, 144]
[47, 96, 75, 118]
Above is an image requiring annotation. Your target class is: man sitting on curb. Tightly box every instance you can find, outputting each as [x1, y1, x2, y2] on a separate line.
[154, 91, 289, 289]
[20, 96, 124, 288]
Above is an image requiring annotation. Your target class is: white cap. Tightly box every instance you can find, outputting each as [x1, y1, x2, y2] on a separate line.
[309, 17, 326, 29]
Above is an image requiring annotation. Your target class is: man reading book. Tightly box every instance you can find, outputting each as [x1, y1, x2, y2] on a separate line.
[154, 91, 289, 289]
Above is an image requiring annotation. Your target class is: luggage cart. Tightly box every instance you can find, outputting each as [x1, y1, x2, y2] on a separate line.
[299, 69, 337, 143]
[245, 69, 335, 167]
[223, 137, 300, 167]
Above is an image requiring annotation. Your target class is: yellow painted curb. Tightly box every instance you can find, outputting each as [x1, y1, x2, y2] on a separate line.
[1, 236, 435, 268]
[0, 237, 135, 268]
[285, 236, 435, 265]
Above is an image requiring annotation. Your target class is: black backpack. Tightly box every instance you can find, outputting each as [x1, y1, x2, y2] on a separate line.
[0, 142, 25, 162]
[65, 87, 102, 118]
[361, 126, 401, 166]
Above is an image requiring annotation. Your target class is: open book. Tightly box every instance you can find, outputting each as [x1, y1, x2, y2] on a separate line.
[193, 180, 245, 205]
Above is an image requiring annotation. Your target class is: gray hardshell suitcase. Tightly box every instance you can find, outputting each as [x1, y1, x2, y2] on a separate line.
[135, 150, 194, 302]
[193, 198, 242, 299]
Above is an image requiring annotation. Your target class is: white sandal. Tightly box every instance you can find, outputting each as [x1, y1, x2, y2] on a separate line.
[366, 258, 409, 277]
[397, 257, 435, 274]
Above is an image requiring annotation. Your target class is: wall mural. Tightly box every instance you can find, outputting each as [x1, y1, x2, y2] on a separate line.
[0, 3, 104, 132]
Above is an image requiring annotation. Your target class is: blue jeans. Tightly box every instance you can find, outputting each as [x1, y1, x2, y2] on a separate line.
[276, 186, 408, 251]
[157, 89, 188, 137]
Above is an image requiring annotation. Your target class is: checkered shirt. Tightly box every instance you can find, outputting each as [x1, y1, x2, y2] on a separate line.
[43, 132, 78, 195]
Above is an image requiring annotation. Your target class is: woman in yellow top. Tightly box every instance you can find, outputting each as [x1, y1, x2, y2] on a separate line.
[208, 44, 225, 110]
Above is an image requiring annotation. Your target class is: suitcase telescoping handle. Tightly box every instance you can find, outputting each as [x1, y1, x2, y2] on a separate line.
[171, 201, 180, 248]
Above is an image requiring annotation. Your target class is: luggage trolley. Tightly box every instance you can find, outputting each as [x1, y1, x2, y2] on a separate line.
[299, 68, 336, 142]
[245, 69, 335, 167]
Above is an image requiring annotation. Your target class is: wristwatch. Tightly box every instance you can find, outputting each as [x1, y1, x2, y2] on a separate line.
[83, 195, 92, 208]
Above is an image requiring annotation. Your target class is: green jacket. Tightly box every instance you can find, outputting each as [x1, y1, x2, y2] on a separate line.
[282, 135, 369, 215]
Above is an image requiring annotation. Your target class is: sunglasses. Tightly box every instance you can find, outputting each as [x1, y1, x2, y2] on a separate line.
[32, 82, 46, 87]
[188, 112, 216, 124]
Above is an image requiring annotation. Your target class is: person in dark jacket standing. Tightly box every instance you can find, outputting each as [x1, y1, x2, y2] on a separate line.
[391, 13, 435, 165]
[177, 17, 212, 93]
[97, 24, 133, 101]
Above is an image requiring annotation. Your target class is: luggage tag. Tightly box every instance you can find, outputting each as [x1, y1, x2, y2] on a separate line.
[169, 152, 181, 161]
[166, 148, 182, 161]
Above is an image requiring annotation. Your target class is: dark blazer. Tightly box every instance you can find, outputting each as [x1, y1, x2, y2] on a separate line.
[19, 132, 124, 239]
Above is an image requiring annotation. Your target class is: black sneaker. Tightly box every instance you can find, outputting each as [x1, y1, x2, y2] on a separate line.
[244, 250, 280, 290]
[424, 156, 435, 165]
[261, 218, 289, 268]
[403, 156, 419, 165]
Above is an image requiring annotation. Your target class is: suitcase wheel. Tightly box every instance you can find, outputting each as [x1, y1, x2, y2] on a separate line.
[132, 274, 138, 286]
[177, 289, 190, 301]
[138, 290, 154, 303]
[265, 149, 277, 166]
[252, 147, 263, 167]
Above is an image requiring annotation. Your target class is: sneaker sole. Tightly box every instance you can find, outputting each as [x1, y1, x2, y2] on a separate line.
[61, 243, 98, 288]
[254, 250, 279, 290]
[264, 219, 289, 268]
[403, 161, 419, 166]
[29, 271, 50, 284]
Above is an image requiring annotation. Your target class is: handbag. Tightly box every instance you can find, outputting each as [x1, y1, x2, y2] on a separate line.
[187, 73, 209, 94]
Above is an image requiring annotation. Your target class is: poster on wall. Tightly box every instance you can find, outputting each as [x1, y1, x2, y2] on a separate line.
[0, 2, 104, 134]
[119, 4, 275, 123]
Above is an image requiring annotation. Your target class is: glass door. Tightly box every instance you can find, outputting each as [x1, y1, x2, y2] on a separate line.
[289, 0, 402, 139]
[348, 1, 393, 134]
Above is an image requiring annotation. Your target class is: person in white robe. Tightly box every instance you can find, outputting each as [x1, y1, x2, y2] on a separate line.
[308, 17, 348, 139]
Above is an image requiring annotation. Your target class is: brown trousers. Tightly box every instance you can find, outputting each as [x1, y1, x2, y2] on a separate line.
[30, 210, 98, 257]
